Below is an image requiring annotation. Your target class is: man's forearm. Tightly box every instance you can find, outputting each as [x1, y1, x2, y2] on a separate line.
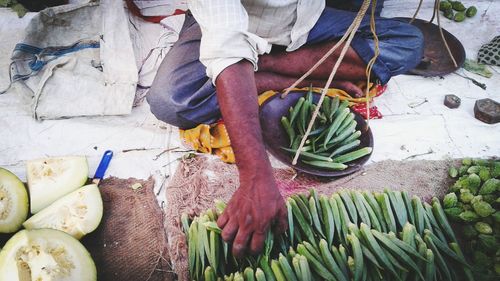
[215, 60, 272, 178]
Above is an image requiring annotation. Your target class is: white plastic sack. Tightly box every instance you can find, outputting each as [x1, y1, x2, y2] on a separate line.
[9, 0, 138, 120]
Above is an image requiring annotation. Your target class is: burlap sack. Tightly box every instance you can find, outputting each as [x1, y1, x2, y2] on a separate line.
[83, 177, 174, 281]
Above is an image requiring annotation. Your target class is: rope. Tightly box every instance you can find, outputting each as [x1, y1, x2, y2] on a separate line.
[410, 0, 424, 24]
[429, 0, 438, 23]
[436, 0, 458, 67]
[364, 0, 380, 126]
[280, 16, 358, 98]
[291, 0, 372, 165]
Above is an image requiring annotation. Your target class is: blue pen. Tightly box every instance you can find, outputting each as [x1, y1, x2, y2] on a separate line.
[92, 150, 113, 185]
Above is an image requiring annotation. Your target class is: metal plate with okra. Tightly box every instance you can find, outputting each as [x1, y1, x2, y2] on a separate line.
[260, 88, 374, 177]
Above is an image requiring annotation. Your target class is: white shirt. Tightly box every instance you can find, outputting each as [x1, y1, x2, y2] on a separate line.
[188, 0, 325, 82]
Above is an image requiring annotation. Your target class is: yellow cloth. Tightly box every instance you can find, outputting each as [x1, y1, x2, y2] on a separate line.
[180, 85, 376, 163]
[180, 122, 234, 163]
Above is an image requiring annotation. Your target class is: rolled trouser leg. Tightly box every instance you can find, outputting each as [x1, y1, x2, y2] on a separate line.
[147, 13, 221, 129]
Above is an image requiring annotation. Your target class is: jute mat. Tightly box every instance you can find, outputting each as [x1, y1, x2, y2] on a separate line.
[164, 155, 456, 280]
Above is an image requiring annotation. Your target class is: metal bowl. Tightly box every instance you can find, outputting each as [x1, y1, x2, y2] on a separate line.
[260, 90, 374, 177]
[399, 17, 466, 77]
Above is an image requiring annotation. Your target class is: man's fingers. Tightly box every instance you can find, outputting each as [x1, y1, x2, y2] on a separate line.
[221, 219, 238, 242]
[272, 206, 289, 235]
[249, 231, 266, 256]
[217, 211, 229, 229]
[232, 228, 252, 258]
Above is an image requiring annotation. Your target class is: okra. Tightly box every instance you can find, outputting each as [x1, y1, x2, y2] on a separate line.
[244, 267, 255, 281]
[363, 191, 387, 232]
[259, 256, 276, 281]
[339, 190, 358, 224]
[411, 196, 425, 235]
[449, 243, 475, 281]
[204, 221, 222, 233]
[298, 100, 310, 135]
[306, 86, 314, 104]
[189, 220, 199, 279]
[281, 116, 295, 147]
[198, 218, 208, 271]
[339, 130, 362, 146]
[309, 197, 325, 238]
[424, 250, 435, 281]
[302, 160, 347, 170]
[423, 202, 447, 243]
[278, 254, 298, 281]
[330, 120, 357, 144]
[271, 260, 286, 281]
[335, 100, 349, 118]
[371, 230, 425, 281]
[347, 234, 364, 281]
[336, 113, 355, 134]
[351, 191, 371, 227]
[303, 241, 322, 262]
[384, 231, 425, 261]
[298, 255, 313, 281]
[322, 96, 332, 122]
[234, 272, 244, 281]
[319, 240, 348, 281]
[401, 191, 415, 225]
[375, 193, 397, 233]
[181, 213, 191, 237]
[319, 196, 335, 246]
[329, 197, 344, 244]
[205, 266, 217, 281]
[255, 268, 267, 281]
[332, 147, 373, 164]
[297, 244, 337, 280]
[360, 243, 383, 269]
[286, 200, 294, 245]
[331, 245, 349, 277]
[289, 198, 316, 246]
[423, 234, 452, 281]
[358, 192, 382, 231]
[359, 224, 400, 280]
[333, 194, 351, 242]
[401, 223, 417, 250]
[423, 230, 468, 266]
[324, 108, 350, 148]
[210, 230, 219, 272]
[329, 96, 340, 120]
[431, 198, 458, 243]
[282, 147, 333, 162]
[386, 190, 408, 228]
[329, 139, 361, 158]
[292, 195, 312, 224]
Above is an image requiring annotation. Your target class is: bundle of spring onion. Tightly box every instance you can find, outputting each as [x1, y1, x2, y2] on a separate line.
[443, 158, 500, 280]
[182, 189, 472, 281]
[281, 88, 372, 171]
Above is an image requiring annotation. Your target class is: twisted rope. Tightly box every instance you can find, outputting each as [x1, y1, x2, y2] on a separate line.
[291, 0, 373, 165]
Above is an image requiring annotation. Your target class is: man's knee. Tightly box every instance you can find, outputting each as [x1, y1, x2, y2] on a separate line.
[146, 81, 187, 128]
[403, 23, 425, 68]
[381, 21, 425, 77]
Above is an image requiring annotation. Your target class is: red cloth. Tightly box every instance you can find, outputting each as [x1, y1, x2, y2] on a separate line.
[125, 0, 186, 23]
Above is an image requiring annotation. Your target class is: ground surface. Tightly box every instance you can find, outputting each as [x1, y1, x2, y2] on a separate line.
[0, 0, 499, 208]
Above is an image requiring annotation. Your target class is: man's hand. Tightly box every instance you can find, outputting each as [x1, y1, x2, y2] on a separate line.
[217, 170, 287, 257]
[214, 60, 287, 258]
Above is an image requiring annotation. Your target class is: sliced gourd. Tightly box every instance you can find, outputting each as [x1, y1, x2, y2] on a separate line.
[0, 168, 29, 233]
[23, 184, 103, 239]
[0, 229, 96, 281]
[27, 156, 88, 214]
